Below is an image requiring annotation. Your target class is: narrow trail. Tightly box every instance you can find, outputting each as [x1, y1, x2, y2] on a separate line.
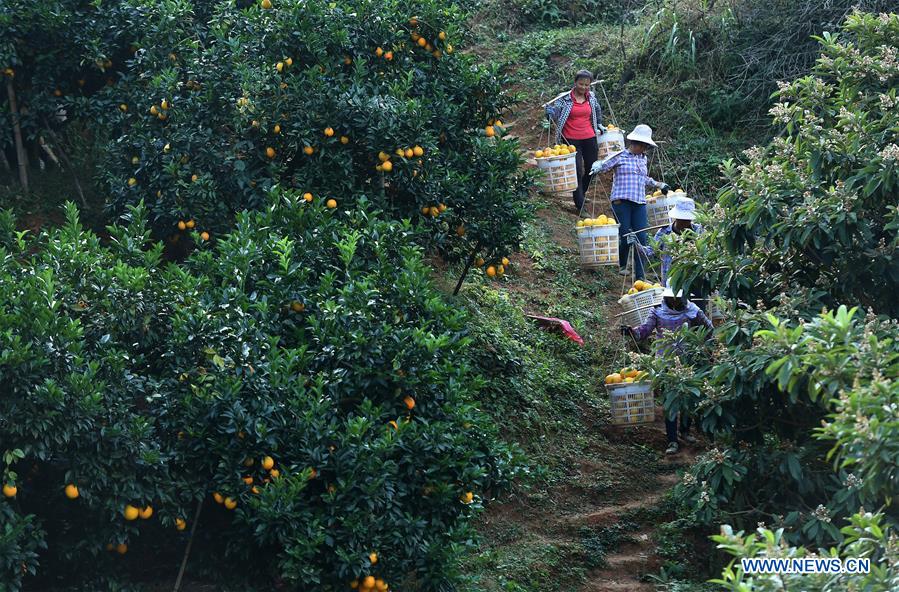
[475, 134, 703, 589]
[548, 189, 701, 592]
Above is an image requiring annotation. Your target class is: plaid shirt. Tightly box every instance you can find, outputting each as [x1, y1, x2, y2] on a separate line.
[545, 91, 603, 145]
[594, 149, 662, 204]
[632, 300, 712, 349]
[642, 223, 705, 284]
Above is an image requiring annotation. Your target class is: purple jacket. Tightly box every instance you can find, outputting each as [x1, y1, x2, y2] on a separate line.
[633, 300, 712, 355]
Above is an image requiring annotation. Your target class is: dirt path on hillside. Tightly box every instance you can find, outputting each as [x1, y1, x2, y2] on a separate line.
[477, 180, 702, 591]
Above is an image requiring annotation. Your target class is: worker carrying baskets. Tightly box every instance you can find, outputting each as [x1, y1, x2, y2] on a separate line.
[636, 196, 703, 286]
[621, 284, 712, 455]
[544, 70, 605, 211]
[590, 124, 670, 281]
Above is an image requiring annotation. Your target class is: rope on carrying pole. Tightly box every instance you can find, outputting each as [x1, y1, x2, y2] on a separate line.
[596, 79, 619, 129]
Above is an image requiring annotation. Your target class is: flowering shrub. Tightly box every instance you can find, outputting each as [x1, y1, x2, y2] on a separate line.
[643, 10, 899, 562]
[711, 510, 899, 591]
[672, 11, 899, 317]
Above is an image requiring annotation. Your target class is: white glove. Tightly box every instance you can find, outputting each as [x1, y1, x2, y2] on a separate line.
[590, 160, 604, 175]
[626, 233, 638, 245]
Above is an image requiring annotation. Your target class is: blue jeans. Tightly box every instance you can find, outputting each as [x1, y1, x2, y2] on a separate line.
[612, 200, 648, 279]
[666, 414, 692, 444]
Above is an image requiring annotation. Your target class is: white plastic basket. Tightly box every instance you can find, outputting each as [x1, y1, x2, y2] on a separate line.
[536, 152, 578, 193]
[617, 287, 664, 326]
[597, 129, 625, 161]
[606, 382, 655, 425]
[576, 223, 619, 268]
[646, 194, 678, 228]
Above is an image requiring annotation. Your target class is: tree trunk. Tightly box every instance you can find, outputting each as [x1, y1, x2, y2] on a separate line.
[42, 124, 87, 207]
[6, 78, 28, 191]
[453, 240, 481, 296]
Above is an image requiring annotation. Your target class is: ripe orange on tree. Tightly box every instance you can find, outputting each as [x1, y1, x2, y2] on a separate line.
[324, 127, 334, 137]
[262, 456, 275, 470]
[123, 505, 140, 520]
[65, 484, 79, 499]
[326, 198, 337, 209]
[3, 483, 17, 498]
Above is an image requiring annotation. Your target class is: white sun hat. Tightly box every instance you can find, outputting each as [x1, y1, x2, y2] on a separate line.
[626, 124, 657, 147]
[661, 282, 684, 298]
[668, 197, 697, 221]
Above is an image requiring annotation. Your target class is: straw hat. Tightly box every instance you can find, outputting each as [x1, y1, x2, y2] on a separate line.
[669, 197, 697, 221]
[626, 124, 657, 147]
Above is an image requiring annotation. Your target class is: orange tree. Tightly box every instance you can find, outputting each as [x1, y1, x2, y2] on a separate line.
[0, 0, 532, 275]
[0, 194, 523, 591]
[0, 0, 136, 172]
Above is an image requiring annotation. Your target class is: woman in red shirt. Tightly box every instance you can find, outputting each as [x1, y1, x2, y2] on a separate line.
[545, 70, 604, 210]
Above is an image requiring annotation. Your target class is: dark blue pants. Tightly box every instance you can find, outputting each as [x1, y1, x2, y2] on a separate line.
[612, 200, 648, 279]
[665, 414, 692, 443]
[564, 135, 598, 211]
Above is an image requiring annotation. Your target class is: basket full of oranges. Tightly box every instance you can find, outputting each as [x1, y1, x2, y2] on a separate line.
[646, 188, 685, 228]
[597, 124, 626, 160]
[575, 214, 618, 268]
[534, 144, 578, 194]
[617, 280, 664, 326]
[604, 367, 654, 425]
